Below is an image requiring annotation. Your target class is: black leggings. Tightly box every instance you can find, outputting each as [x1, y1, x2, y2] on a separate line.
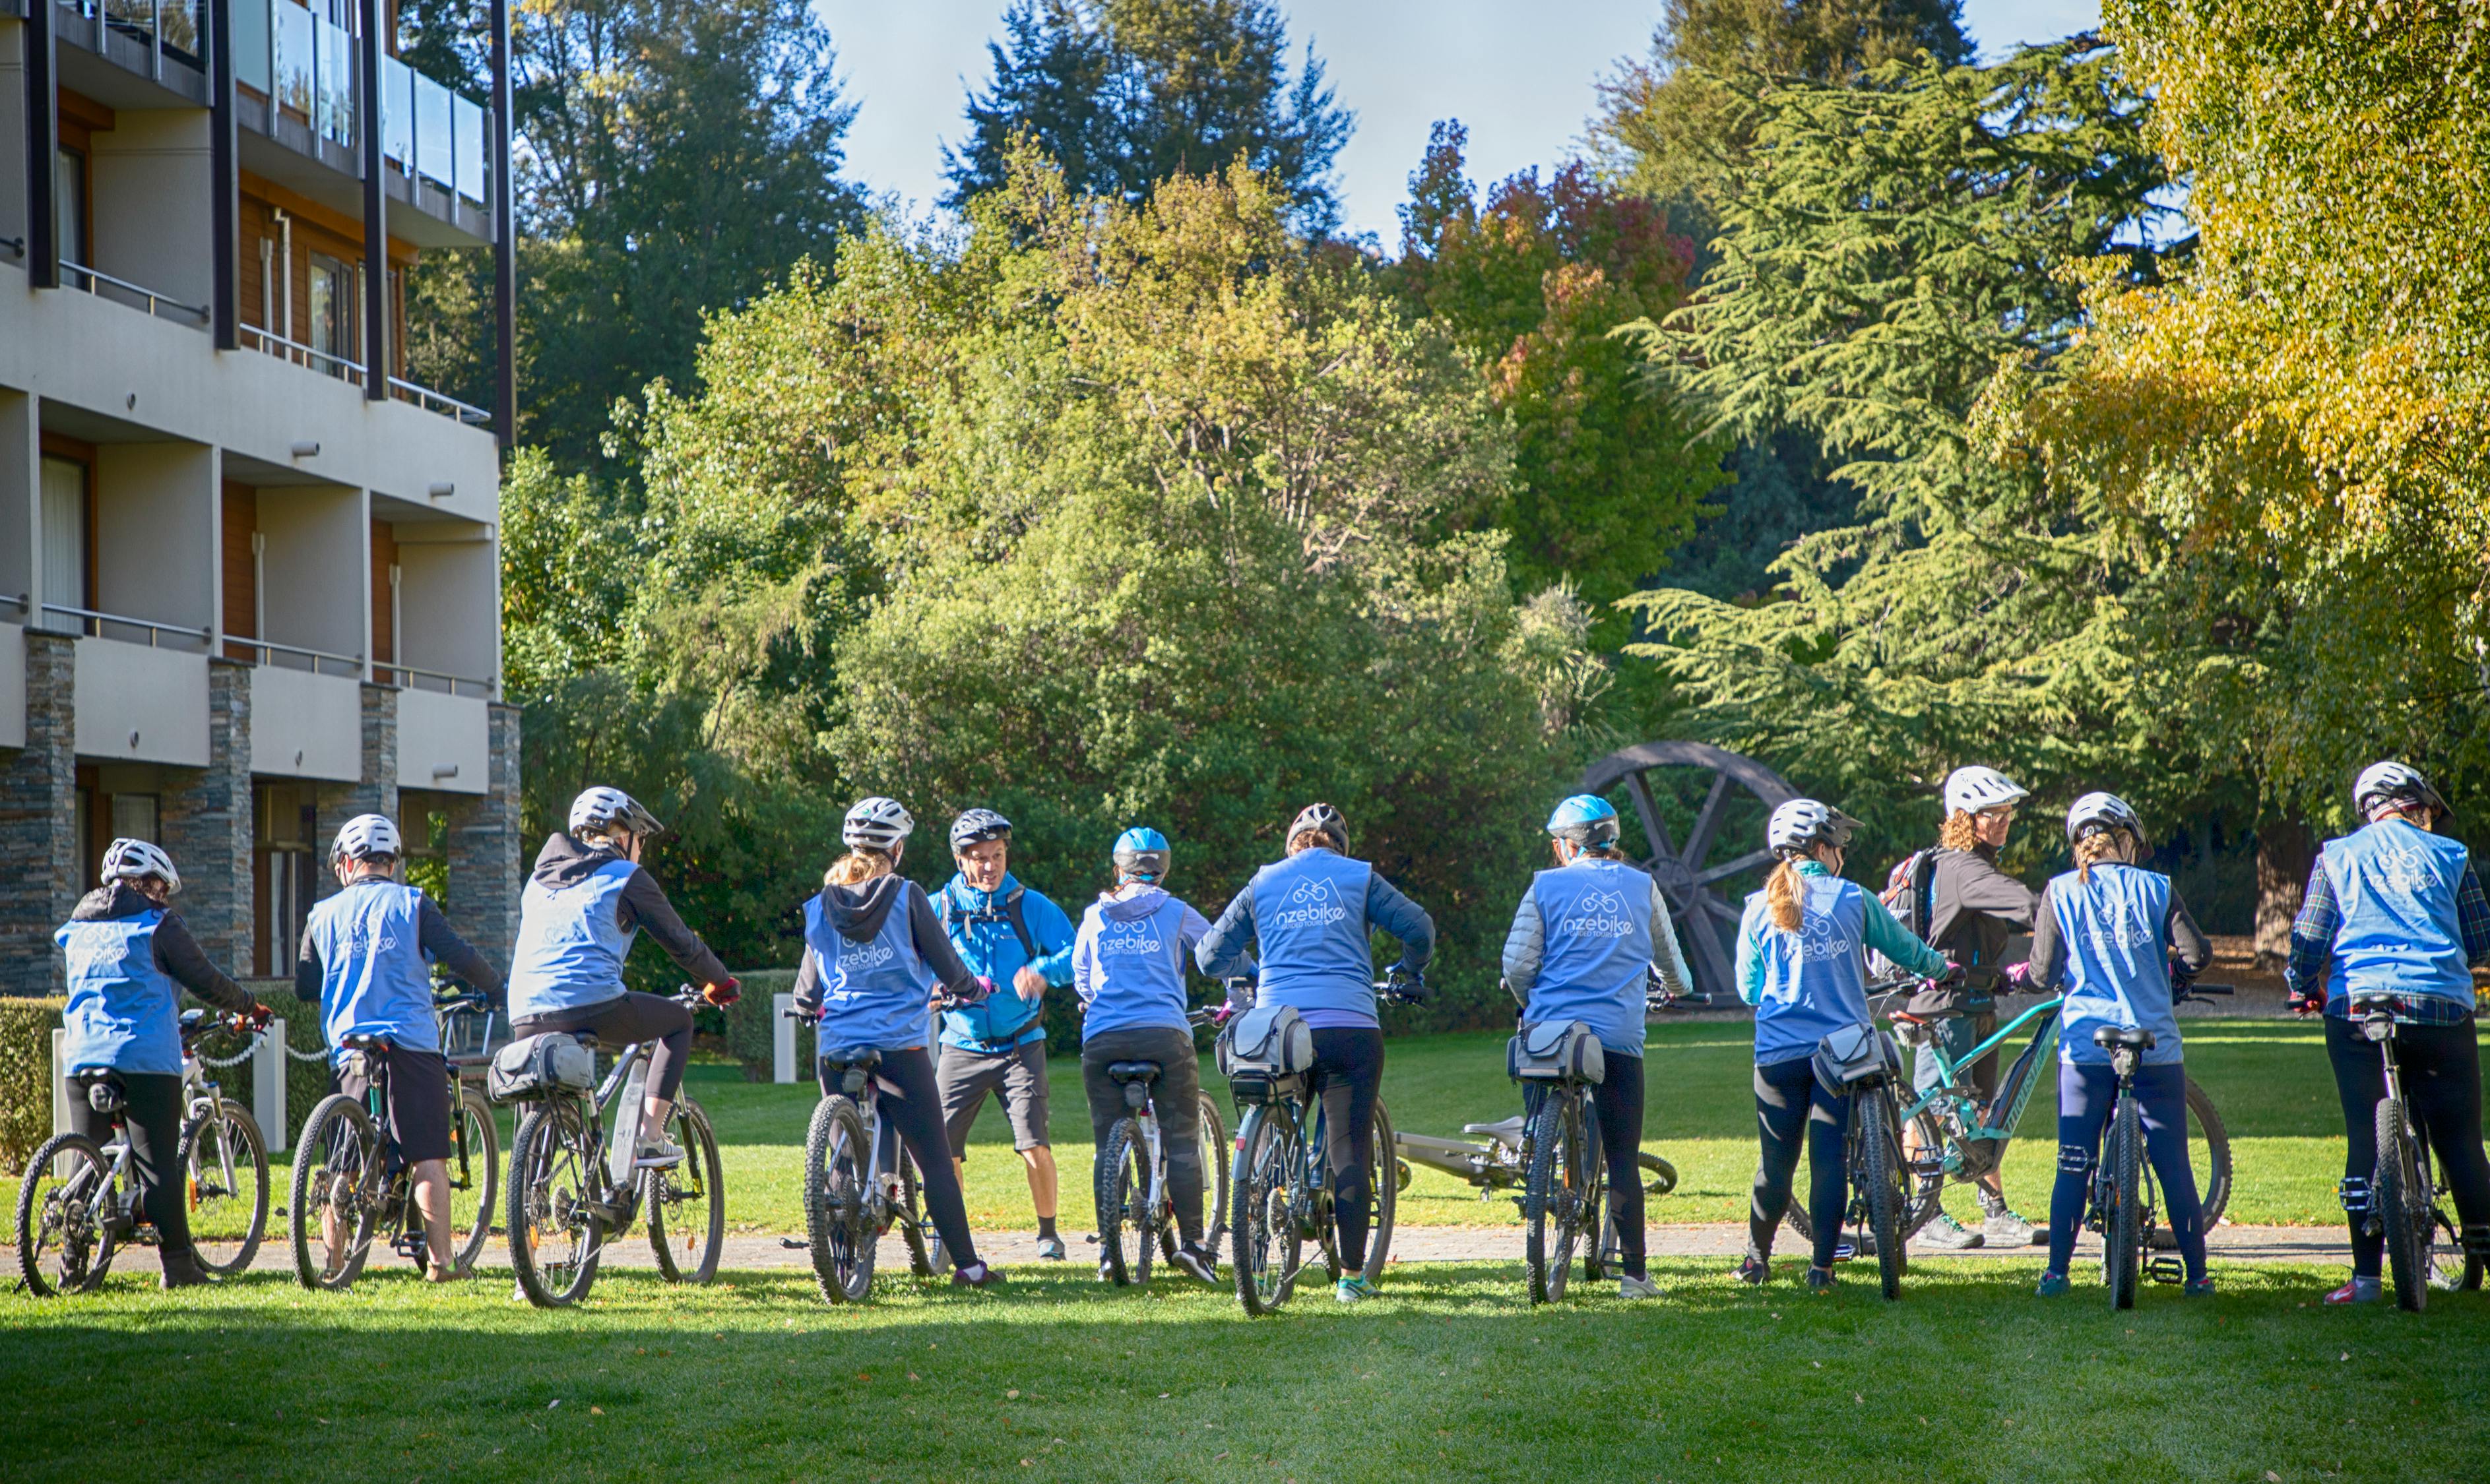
[817, 1045, 981, 1270]
[2324, 1014, 2490, 1278]
[1523, 1054, 1649, 1278]
[1310, 1026, 1384, 1272]
[1750, 1054, 1850, 1270]
[70, 1071, 191, 1257]
[2047, 1061, 2206, 1282]
[515, 991, 692, 1101]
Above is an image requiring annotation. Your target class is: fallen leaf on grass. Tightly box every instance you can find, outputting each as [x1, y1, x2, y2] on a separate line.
[590, 1407, 604, 1417]
[1007, 1390, 1021, 1400]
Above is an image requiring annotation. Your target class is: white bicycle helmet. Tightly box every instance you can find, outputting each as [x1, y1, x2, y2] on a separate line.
[2354, 760, 2448, 820]
[2063, 791, 2143, 846]
[330, 813, 404, 863]
[1289, 801, 1348, 850]
[100, 838, 181, 896]
[1767, 799, 1859, 855]
[843, 796, 915, 853]
[569, 786, 663, 840]
[1944, 765, 2029, 817]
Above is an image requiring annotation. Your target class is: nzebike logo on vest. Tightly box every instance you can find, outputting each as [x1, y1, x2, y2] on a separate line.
[2375, 846, 2435, 896]
[1099, 920, 1165, 956]
[838, 942, 898, 975]
[2082, 901, 2155, 955]
[1796, 912, 1853, 964]
[1558, 888, 1636, 938]
[1271, 876, 1349, 931]
[63, 936, 138, 981]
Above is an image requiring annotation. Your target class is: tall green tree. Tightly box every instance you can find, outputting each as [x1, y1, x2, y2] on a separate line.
[943, 0, 1352, 235]
[1390, 122, 1721, 629]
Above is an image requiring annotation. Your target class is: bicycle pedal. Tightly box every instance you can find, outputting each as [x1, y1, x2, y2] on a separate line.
[2146, 1256, 2186, 1285]
[778, 1237, 808, 1251]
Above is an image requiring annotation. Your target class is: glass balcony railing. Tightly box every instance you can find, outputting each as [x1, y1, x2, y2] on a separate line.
[232, 0, 492, 208]
[57, 0, 205, 71]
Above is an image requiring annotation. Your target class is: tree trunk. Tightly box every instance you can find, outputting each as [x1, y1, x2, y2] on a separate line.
[2253, 818, 2314, 970]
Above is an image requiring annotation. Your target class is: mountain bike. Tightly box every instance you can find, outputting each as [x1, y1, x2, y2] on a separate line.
[1806, 1019, 1914, 1299]
[505, 987, 724, 1307]
[294, 991, 500, 1289]
[798, 1012, 968, 1303]
[1095, 1006, 1230, 1285]
[16, 1009, 270, 1295]
[2088, 1023, 2193, 1308]
[1227, 979, 1407, 1315]
[1793, 974, 2233, 1253]
[2351, 993, 2488, 1312]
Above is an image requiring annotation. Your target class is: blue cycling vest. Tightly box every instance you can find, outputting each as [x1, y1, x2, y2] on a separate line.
[1525, 859, 1655, 1058]
[302, 881, 440, 1059]
[1248, 848, 1376, 1021]
[2317, 820, 2475, 1008]
[2050, 864, 2181, 1067]
[1078, 896, 1194, 1042]
[507, 860, 639, 1021]
[806, 890, 936, 1053]
[1744, 875, 1872, 1067]
[59, 912, 182, 1076]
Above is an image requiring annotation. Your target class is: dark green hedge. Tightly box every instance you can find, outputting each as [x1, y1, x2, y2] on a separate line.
[0, 999, 67, 1175]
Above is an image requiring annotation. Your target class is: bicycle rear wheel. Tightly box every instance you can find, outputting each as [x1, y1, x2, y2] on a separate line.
[649, 1097, 723, 1284]
[805, 1096, 875, 1303]
[16, 1133, 114, 1296]
[2142, 1077, 2233, 1250]
[1231, 1105, 1300, 1314]
[443, 1085, 499, 1277]
[1859, 1090, 1906, 1301]
[2103, 1093, 2144, 1310]
[1364, 1099, 1397, 1284]
[182, 1098, 269, 1277]
[1097, 1115, 1149, 1286]
[292, 1094, 380, 1291]
[1163, 1092, 1229, 1268]
[1523, 1091, 1587, 1305]
[509, 1098, 603, 1308]
[2376, 1098, 2429, 1314]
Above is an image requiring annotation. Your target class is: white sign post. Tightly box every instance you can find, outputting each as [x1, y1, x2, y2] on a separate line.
[256, 1019, 288, 1153]
[773, 993, 796, 1084]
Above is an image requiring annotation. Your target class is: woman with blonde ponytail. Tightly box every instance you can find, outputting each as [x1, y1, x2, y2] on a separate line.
[1734, 799, 1950, 1293]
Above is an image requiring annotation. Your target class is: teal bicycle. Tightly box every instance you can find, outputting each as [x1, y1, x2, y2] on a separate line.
[1785, 973, 2233, 1250]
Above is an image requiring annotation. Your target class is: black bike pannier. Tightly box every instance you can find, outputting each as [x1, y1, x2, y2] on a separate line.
[486, 1032, 594, 1104]
[1507, 1020, 1605, 1084]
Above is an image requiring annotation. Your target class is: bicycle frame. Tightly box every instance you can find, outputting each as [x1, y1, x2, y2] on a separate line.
[1894, 993, 2063, 1155]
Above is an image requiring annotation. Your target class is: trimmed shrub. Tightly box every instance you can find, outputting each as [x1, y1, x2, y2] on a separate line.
[717, 970, 800, 1080]
[0, 999, 69, 1175]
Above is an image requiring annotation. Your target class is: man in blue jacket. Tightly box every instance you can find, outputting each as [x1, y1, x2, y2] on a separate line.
[933, 809, 1079, 1260]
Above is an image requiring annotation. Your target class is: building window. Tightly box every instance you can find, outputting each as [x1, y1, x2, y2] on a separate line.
[307, 251, 356, 373]
[39, 455, 90, 634]
[109, 793, 161, 846]
[56, 148, 88, 272]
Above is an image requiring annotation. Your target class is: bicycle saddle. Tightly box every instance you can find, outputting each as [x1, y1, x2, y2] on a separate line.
[818, 1045, 881, 1072]
[1461, 1114, 1528, 1141]
[2349, 993, 2401, 1018]
[340, 1034, 391, 1051]
[72, 1070, 125, 1114]
[1105, 1061, 1162, 1084]
[2091, 1026, 2156, 1052]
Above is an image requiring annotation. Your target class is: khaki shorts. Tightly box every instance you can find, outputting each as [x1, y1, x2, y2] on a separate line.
[936, 1039, 1050, 1157]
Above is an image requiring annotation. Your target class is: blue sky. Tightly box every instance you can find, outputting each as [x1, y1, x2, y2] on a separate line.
[812, 2, 2104, 242]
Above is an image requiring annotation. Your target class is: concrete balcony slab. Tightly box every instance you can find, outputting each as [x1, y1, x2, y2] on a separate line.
[246, 665, 361, 780]
[397, 687, 486, 794]
[73, 636, 208, 765]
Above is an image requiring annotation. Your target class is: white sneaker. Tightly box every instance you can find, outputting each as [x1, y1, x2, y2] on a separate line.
[634, 1136, 685, 1169]
[1619, 1274, 1664, 1300]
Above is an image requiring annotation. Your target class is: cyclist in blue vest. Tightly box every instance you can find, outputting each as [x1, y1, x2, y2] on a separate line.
[1197, 801, 1436, 1303]
[1737, 799, 1950, 1293]
[56, 838, 268, 1289]
[1072, 826, 1221, 1285]
[792, 797, 1008, 1289]
[2024, 793, 2216, 1297]
[2284, 762, 2490, 1304]
[1501, 794, 1695, 1299]
[294, 813, 508, 1280]
[507, 788, 740, 1173]
[931, 809, 1079, 1263]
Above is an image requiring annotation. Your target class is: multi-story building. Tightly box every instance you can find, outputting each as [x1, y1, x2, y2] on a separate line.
[0, 0, 521, 993]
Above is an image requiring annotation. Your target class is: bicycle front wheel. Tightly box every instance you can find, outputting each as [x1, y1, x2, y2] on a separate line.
[291, 1094, 380, 1291]
[1859, 1090, 1906, 1301]
[2376, 1098, 2429, 1314]
[2103, 1092, 2144, 1311]
[182, 1098, 269, 1277]
[16, 1132, 115, 1296]
[1096, 1115, 1149, 1287]
[647, 1097, 722, 1284]
[1363, 1100, 1397, 1283]
[443, 1086, 499, 1277]
[509, 1098, 603, 1309]
[805, 1096, 875, 1304]
[1523, 1090, 1585, 1305]
[1231, 1105, 1301, 1314]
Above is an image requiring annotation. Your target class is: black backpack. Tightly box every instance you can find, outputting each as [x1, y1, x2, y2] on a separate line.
[1881, 848, 1940, 943]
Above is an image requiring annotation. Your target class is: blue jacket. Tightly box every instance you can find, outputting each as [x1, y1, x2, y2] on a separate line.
[1074, 885, 1213, 1041]
[932, 873, 1077, 1053]
[1197, 848, 1435, 1028]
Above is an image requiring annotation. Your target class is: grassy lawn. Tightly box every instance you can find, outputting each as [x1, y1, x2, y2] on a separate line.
[1, 1258, 2484, 1483]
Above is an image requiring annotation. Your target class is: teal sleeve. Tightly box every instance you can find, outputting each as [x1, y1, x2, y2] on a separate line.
[1734, 899, 1768, 1007]
[1862, 894, 1948, 977]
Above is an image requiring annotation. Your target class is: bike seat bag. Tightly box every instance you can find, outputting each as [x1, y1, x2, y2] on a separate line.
[486, 1032, 596, 1104]
[1812, 1022, 1902, 1094]
[1218, 1003, 1312, 1103]
[817, 1045, 883, 1097]
[1507, 1020, 1605, 1085]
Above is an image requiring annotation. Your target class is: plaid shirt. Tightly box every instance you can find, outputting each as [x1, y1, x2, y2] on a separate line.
[2286, 857, 2490, 1024]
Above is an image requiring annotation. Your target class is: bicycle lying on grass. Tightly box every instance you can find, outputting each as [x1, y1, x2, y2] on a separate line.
[502, 986, 724, 1307]
[1094, 1006, 1230, 1285]
[2351, 993, 2487, 1312]
[17, 1008, 271, 1295]
[294, 989, 499, 1289]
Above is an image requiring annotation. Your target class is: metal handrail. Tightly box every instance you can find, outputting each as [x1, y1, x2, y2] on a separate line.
[239, 323, 366, 383]
[63, 260, 209, 323]
[387, 377, 493, 427]
[1, 593, 29, 616]
[227, 634, 363, 676]
[40, 603, 212, 648]
[392, 663, 497, 698]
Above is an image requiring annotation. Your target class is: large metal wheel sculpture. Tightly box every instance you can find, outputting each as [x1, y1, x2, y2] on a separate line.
[1581, 741, 1799, 1006]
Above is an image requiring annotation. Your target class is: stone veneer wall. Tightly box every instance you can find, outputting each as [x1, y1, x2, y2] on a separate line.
[0, 633, 77, 995]
[160, 658, 254, 973]
[445, 701, 523, 975]
[313, 683, 400, 904]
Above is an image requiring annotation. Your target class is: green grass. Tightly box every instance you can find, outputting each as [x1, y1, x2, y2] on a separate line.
[2, 1258, 2485, 1483]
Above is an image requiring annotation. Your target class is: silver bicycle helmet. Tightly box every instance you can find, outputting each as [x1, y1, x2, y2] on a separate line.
[1767, 799, 1858, 855]
[100, 838, 181, 896]
[330, 813, 404, 863]
[949, 809, 1013, 852]
[843, 796, 916, 853]
[1289, 801, 1347, 850]
[1944, 765, 2029, 817]
[2353, 761, 2448, 821]
[2062, 791, 2143, 847]
[569, 786, 663, 840]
